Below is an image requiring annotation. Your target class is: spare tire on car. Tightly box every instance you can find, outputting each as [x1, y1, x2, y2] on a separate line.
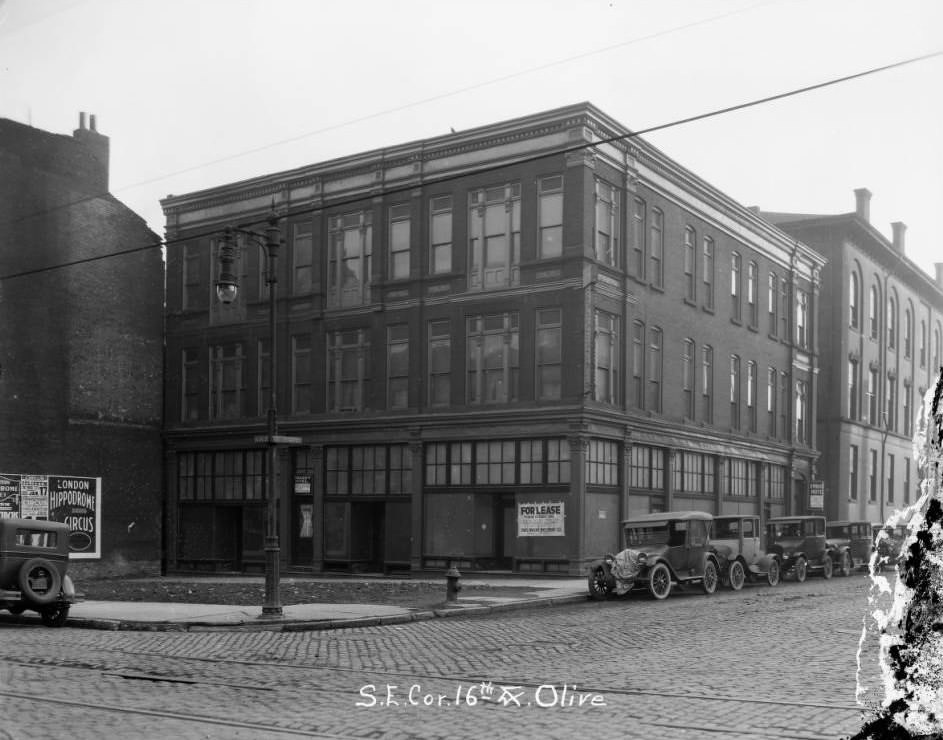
[17, 558, 62, 606]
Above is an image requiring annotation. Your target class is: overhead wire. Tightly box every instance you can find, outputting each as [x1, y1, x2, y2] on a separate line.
[1, 48, 941, 283]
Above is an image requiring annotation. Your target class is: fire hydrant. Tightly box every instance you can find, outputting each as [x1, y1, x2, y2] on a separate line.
[445, 565, 462, 602]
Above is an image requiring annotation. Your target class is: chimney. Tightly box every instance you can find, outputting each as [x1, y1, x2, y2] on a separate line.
[71, 111, 110, 192]
[854, 188, 871, 222]
[89, 114, 97, 132]
[935, 263, 943, 290]
[890, 222, 907, 254]
[76, 111, 88, 132]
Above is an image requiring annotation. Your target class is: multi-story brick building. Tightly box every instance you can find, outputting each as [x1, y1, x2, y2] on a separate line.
[764, 190, 943, 523]
[0, 114, 164, 576]
[161, 103, 825, 575]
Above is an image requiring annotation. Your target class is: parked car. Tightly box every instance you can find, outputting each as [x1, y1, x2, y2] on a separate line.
[587, 511, 722, 601]
[0, 517, 75, 627]
[826, 520, 872, 576]
[766, 515, 833, 582]
[712, 514, 780, 588]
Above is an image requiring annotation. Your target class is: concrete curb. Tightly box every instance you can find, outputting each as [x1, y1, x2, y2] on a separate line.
[0, 593, 589, 632]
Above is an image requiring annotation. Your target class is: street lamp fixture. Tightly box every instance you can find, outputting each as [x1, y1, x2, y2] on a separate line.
[215, 210, 287, 617]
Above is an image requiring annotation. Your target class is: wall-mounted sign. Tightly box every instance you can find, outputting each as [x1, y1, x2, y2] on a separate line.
[0, 474, 102, 559]
[809, 480, 825, 511]
[518, 501, 565, 537]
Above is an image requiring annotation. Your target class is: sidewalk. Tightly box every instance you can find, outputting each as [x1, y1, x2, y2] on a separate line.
[2, 577, 589, 632]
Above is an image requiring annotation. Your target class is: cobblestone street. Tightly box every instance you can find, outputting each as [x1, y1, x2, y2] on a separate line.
[0, 574, 886, 739]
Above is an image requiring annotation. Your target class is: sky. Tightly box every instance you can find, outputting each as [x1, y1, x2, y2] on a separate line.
[1, 0, 941, 279]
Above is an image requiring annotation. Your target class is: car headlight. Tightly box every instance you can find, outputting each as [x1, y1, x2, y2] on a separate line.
[637, 553, 647, 565]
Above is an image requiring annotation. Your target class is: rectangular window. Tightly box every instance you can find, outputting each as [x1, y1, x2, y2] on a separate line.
[795, 380, 808, 444]
[178, 450, 264, 502]
[630, 445, 665, 490]
[796, 289, 809, 348]
[849, 445, 859, 500]
[430, 195, 453, 274]
[647, 327, 662, 412]
[595, 180, 620, 267]
[210, 343, 245, 419]
[768, 464, 785, 499]
[632, 198, 645, 279]
[726, 459, 751, 497]
[780, 371, 789, 439]
[702, 345, 713, 423]
[767, 366, 776, 434]
[291, 221, 314, 294]
[428, 320, 451, 407]
[291, 334, 312, 414]
[903, 384, 912, 436]
[868, 368, 878, 425]
[476, 440, 517, 485]
[702, 237, 715, 310]
[747, 361, 757, 432]
[467, 312, 519, 404]
[730, 354, 741, 430]
[673, 451, 712, 494]
[682, 339, 695, 419]
[849, 360, 859, 419]
[649, 208, 663, 288]
[536, 308, 562, 400]
[388, 204, 411, 280]
[183, 242, 202, 310]
[632, 321, 644, 408]
[768, 272, 778, 336]
[328, 211, 373, 307]
[780, 278, 789, 340]
[683, 227, 696, 301]
[469, 183, 520, 290]
[869, 448, 878, 501]
[747, 261, 758, 326]
[594, 310, 620, 404]
[886, 376, 896, 432]
[327, 329, 369, 412]
[538, 175, 563, 259]
[328, 445, 412, 495]
[731, 253, 742, 321]
[182, 348, 200, 421]
[387, 325, 409, 409]
[587, 439, 619, 486]
[450, 442, 472, 485]
[887, 453, 895, 503]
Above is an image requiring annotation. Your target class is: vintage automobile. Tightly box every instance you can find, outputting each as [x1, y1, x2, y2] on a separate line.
[587, 511, 722, 601]
[766, 515, 833, 582]
[0, 517, 75, 627]
[712, 514, 780, 589]
[826, 520, 873, 576]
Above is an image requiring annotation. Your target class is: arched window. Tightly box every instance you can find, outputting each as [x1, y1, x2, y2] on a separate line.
[869, 285, 879, 339]
[849, 271, 860, 329]
[887, 295, 897, 350]
[920, 320, 927, 367]
[904, 307, 913, 358]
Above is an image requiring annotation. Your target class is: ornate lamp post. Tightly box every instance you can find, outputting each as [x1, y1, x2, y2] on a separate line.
[216, 211, 298, 617]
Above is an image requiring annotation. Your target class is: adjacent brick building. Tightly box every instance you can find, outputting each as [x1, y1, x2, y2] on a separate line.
[161, 103, 825, 575]
[764, 191, 943, 523]
[0, 114, 164, 576]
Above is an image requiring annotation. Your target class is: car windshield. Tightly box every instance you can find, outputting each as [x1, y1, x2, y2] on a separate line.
[827, 525, 850, 538]
[625, 523, 669, 547]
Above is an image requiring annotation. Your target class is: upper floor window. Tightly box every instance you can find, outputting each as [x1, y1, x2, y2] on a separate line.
[747, 360, 757, 432]
[291, 221, 314, 294]
[903, 382, 912, 436]
[210, 343, 245, 419]
[934, 323, 942, 371]
[631, 198, 646, 279]
[387, 325, 409, 409]
[920, 319, 927, 367]
[428, 320, 451, 407]
[869, 285, 879, 339]
[467, 312, 519, 404]
[904, 308, 913, 358]
[327, 328, 369, 412]
[388, 204, 411, 281]
[536, 308, 562, 400]
[328, 211, 373, 307]
[183, 243, 203, 310]
[887, 296, 897, 349]
[730, 252, 742, 321]
[632, 320, 645, 408]
[181, 348, 200, 421]
[429, 195, 453, 275]
[795, 380, 808, 444]
[747, 261, 758, 326]
[682, 338, 695, 419]
[768, 272, 778, 336]
[538, 175, 563, 259]
[683, 227, 696, 302]
[867, 367, 878, 425]
[702, 237, 715, 310]
[886, 375, 896, 432]
[647, 327, 663, 412]
[469, 183, 520, 291]
[767, 366, 777, 434]
[730, 354, 741, 429]
[848, 359, 859, 419]
[796, 289, 809, 348]
[594, 180, 620, 267]
[291, 334, 312, 414]
[649, 208, 663, 288]
[780, 278, 789, 339]
[780, 371, 789, 439]
[849, 271, 860, 329]
[702, 345, 714, 423]
[594, 310, 620, 404]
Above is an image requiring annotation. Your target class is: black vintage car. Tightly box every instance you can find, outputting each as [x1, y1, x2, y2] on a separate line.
[0, 517, 76, 627]
[826, 520, 873, 576]
[766, 515, 834, 582]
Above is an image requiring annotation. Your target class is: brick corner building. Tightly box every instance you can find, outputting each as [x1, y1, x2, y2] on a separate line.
[0, 113, 164, 577]
[161, 103, 825, 576]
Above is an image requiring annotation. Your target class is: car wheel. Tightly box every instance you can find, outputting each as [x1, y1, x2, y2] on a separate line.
[702, 559, 719, 595]
[822, 555, 833, 580]
[587, 566, 613, 601]
[17, 559, 62, 606]
[794, 556, 808, 583]
[840, 551, 852, 577]
[766, 558, 781, 587]
[648, 562, 672, 600]
[39, 604, 70, 628]
[728, 560, 746, 591]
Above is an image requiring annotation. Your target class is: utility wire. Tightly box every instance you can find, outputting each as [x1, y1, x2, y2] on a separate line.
[1, 48, 941, 283]
[1, 0, 780, 229]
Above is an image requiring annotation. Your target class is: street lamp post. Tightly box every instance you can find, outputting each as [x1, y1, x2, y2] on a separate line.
[216, 211, 289, 617]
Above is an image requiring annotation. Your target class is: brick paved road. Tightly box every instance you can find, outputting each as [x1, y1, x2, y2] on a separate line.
[0, 574, 888, 739]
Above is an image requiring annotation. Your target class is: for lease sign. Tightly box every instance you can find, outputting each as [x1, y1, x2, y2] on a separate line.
[518, 501, 565, 537]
